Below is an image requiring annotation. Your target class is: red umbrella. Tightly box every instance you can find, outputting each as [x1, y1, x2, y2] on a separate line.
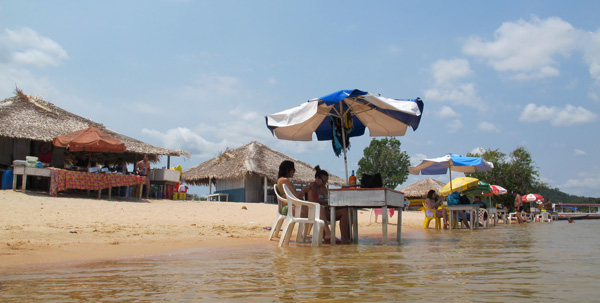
[522, 193, 544, 202]
[53, 126, 126, 153]
[483, 184, 508, 196]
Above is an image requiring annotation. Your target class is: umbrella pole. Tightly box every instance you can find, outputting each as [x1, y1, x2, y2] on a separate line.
[338, 102, 349, 184]
[449, 165, 453, 193]
[341, 114, 349, 184]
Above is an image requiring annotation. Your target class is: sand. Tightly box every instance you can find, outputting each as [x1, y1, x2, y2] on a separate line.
[0, 190, 424, 272]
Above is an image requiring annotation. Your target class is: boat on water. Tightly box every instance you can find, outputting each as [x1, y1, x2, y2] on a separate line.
[554, 204, 600, 220]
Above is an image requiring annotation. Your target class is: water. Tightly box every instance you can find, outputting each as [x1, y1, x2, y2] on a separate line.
[2, 220, 599, 302]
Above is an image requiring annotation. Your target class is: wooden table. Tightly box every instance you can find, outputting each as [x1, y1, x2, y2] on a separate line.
[447, 204, 479, 230]
[12, 165, 51, 193]
[328, 188, 404, 246]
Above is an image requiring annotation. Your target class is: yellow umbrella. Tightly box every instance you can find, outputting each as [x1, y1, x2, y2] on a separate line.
[441, 177, 479, 196]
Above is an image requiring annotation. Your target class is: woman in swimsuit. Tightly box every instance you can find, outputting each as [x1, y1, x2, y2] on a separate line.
[425, 189, 449, 229]
[276, 160, 310, 215]
[306, 166, 351, 244]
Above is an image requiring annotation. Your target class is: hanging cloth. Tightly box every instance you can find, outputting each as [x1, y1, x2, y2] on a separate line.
[329, 115, 351, 157]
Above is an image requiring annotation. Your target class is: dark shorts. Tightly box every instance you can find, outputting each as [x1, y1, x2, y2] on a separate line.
[516, 206, 524, 212]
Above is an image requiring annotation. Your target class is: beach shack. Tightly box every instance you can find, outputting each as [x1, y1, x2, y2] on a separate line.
[181, 141, 344, 203]
[0, 89, 190, 191]
[398, 177, 446, 209]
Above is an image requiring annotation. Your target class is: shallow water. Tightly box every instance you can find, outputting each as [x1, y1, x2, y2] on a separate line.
[2, 220, 599, 302]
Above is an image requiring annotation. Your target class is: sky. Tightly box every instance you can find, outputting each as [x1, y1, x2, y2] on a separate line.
[1, 1, 599, 198]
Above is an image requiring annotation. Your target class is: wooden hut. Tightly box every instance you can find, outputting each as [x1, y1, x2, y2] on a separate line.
[0, 89, 189, 173]
[182, 141, 344, 203]
[399, 177, 446, 208]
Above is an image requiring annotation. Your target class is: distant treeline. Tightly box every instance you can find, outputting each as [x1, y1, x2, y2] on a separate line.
[538, 186, 600, 204]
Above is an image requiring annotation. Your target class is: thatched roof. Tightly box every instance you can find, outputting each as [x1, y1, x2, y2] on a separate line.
[182, 141, 345, 186]
[399, 177, 446, 198]
[0, 90, 190, 162]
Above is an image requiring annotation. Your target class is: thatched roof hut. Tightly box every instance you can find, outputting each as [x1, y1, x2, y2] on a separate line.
[183, 141, 345, 186]
[399, 177, 446, 198]
[0, 90, 189, 165]
[182, 141, 344, 202]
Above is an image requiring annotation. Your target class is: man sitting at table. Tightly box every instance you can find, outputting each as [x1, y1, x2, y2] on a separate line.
[447, 192, 471, 228]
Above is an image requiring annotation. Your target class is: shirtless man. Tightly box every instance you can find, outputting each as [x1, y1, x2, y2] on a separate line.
[513, 191, 524, 224]
[135, 155, 152, 199]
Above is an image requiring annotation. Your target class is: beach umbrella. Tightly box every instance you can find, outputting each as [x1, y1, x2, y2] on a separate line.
[409, 154, 494, 193]
[479, 184, 507, 208]
[265, 89, 424, 182]
[522, 193, 544, 202]
[53, 126, 126, 153]
[522, 193, 544, 212]
[440, 177, 479, 196]
[486, 185, 508, 196]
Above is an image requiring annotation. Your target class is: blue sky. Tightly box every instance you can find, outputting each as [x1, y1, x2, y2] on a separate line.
[1, 1, 599, 198]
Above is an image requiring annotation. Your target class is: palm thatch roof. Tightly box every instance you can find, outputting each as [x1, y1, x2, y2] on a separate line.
[399, 177, 446, 198]
[0, 89, 189, 162]
[182, 141, 345, 186]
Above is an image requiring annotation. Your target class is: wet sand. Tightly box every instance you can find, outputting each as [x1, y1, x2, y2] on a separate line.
[0, 190, 423, 272]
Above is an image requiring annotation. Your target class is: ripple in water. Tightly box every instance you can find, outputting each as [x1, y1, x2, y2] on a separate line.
[1, 220, 599, 302]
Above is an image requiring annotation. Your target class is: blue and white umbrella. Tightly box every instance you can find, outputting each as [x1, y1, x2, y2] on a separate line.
[409, 154, 494, 193]
[266, 89, 424, 182]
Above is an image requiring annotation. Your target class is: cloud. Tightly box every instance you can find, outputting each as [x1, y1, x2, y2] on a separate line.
[478, 121, 500, 132]
[142, 127, 232, 157]
[0, 27, 68, 67]
[410, 153, 428, 166]
[0, 27, 67, 97]
[470, 147, 486, 155]
[520, 103, 598, 126]
[424, 58, 485, 110]
[388, 44, 401, 53]
[179, 74, 241, 103]
[437, 106, 458, 118]
[574, 149, 587, 156]
[463, 16, 581, 80]
[431, 58, 473, 86]
[142, 106, 272, 157]
[560, 173, 600, 197]
[582, 29, 600, 85]
[446, 119, 463, 133]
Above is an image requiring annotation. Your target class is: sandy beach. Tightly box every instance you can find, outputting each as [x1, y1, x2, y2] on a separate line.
[0, 190, 423, 272]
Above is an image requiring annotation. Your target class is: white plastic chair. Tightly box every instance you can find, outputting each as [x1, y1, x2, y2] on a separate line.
[535, 212, 552, 222]
[477, 208, 489, 227]
[279, 184, 324, 247]
[268, 187, 287, 241]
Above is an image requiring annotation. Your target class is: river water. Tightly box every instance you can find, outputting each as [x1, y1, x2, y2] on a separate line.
[1, 220, 599, 302]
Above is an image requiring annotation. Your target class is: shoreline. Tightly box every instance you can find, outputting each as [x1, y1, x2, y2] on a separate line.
[0, 190, 424, 273]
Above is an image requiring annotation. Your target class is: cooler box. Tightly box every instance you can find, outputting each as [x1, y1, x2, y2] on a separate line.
[150, 169, 180, 182]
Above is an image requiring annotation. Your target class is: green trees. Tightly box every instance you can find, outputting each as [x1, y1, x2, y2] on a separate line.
[467, 146, 540, 208]
[357, 138, 410, 189]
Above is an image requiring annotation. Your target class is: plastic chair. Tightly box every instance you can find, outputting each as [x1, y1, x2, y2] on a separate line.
[268, 187, 288, 241]
[477, 208, 489, 227]
[535, 212, 552, 222]
[178, 185, 188, 200]
[422, 202, 441, 229]
[371, 208, 395, 223]
[279, 184, 324, 247]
